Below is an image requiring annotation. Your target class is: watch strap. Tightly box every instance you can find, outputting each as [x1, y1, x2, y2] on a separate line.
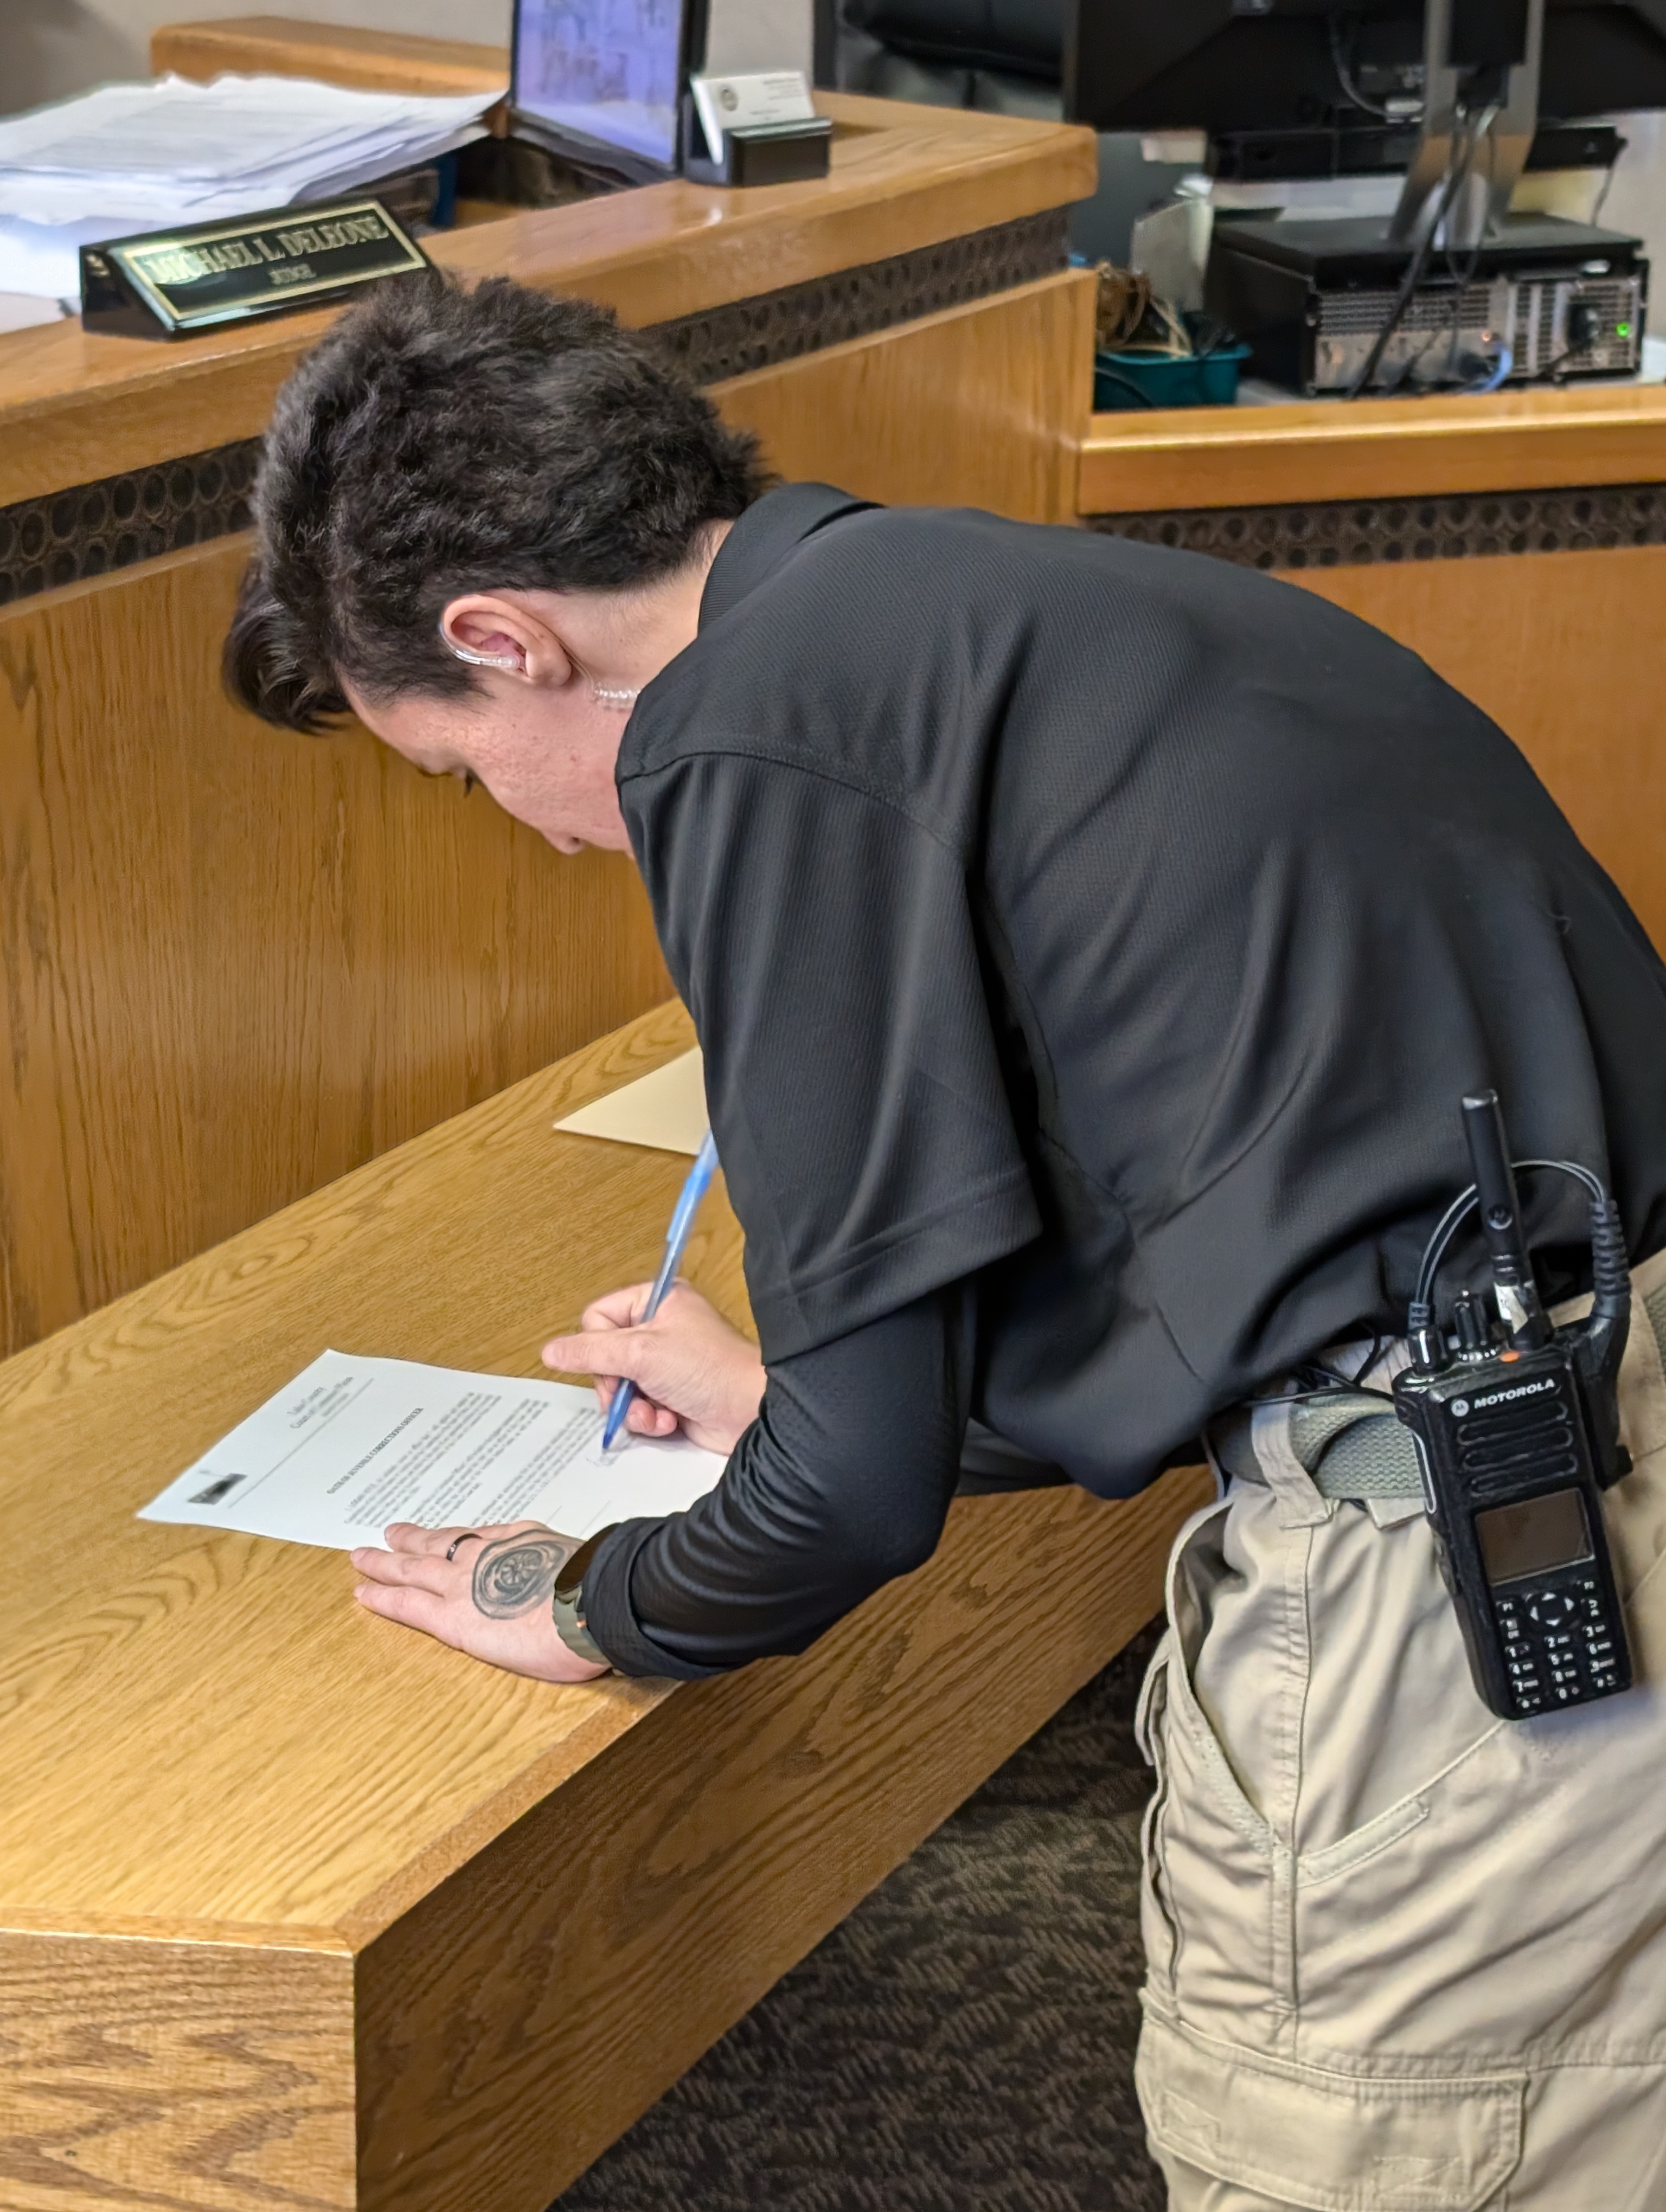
[551, 1525, 617, 1668]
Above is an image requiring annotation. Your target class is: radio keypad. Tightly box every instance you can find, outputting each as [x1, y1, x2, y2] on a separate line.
[1493, 1577, 1625, 1713]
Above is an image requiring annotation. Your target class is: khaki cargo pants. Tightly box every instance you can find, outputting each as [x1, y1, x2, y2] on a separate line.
[1135, 1249, 1666, 2211]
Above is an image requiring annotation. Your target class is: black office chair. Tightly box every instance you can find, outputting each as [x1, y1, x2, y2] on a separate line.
[812, 0, 1194, 262]
[818, 0, 1067, 118]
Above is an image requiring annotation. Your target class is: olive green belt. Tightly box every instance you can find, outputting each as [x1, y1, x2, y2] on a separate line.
[1209, 1393, 1426, 1500]
[1210, 1278, 1666, 1503]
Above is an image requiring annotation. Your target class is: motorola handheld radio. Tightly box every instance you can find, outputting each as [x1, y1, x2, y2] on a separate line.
[1392, 1092, 1634, 1720]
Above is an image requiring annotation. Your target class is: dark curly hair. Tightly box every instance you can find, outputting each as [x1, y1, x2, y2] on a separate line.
[225, 273, 768, 731]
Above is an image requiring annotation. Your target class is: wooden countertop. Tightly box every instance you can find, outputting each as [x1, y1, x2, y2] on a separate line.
[0, 994, 1204, 2207]
[1078, 380, 1666, 513]
[0, 94, 1095, 511]
[0, 1001, 711, 1943]
[151, 12, 511, 101]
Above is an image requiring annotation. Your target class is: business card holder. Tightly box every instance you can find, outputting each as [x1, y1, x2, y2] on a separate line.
[683, 106, 831, 187]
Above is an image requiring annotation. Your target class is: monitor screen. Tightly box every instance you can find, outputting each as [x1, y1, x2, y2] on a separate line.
[513, 0, 687, 170]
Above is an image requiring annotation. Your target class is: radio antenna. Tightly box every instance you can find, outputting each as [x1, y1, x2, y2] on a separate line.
[1462, 1090, 1551, 1348]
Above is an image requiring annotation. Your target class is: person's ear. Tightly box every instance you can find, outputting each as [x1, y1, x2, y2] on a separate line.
[439, 594, 573, 687]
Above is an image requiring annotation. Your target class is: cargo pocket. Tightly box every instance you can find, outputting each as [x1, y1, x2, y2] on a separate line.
[1135, 1631, 1180, 1997]
[1137, 2010, 1525, 2212]
[1137, 1500, 1280, 2029]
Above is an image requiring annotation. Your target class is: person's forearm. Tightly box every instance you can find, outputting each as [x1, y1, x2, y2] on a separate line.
[581, 1287, 971, 1677]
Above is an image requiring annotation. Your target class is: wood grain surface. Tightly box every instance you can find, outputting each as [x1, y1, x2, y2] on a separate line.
[0, 95, 1097, 509]
[0, 1933, 355, 2212]
[715, 268, 1095, 522]
[152, 14, 510, 98]
[1290, 543, 1666, 953]
[1077, 383, 1666, 514]
[353, 1472, 1200, 2212]
[0, 538, 672, 1359]
[0, 1001, 1205, 2210]
[0, 1003, 706, 1936]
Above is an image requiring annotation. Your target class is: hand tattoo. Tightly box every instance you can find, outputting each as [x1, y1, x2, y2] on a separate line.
[470, 1533, 576, 1618]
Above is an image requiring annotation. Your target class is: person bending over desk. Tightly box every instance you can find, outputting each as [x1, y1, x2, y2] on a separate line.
[227, 275, 1666, 2212]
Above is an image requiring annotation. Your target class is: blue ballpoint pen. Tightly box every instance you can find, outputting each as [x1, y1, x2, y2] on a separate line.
[601, 1129, 720, 1452]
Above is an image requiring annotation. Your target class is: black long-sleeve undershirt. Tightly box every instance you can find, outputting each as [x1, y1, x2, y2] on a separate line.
[580, 1285, 973, 1680]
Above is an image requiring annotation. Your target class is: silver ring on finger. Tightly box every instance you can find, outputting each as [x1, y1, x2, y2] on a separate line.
[445, 1532, 482, 1562]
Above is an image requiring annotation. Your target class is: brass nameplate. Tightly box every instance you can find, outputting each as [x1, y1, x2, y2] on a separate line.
[81, 198, 431, 340]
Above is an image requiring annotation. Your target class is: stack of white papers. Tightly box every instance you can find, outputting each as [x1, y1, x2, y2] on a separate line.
[0, 73, 501, 305]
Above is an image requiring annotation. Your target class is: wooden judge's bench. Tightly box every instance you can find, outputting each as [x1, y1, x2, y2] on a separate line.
[0, 27, 1097, 1362]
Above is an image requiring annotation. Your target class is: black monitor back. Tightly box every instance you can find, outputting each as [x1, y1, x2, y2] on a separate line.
[1065, 3, 1666, 135]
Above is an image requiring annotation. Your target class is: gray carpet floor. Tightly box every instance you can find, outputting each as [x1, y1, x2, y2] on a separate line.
[553, 1620, 1168, 2212]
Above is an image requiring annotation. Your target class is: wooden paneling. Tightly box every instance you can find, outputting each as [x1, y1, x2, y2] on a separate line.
[0, 265, 1095, 1361]
[0, 540, 671, 1358]
[152, 14, 510, 99]
[0, 1934, 355, 2212]
[0, 335, 321, 512]
[1289, 544, 1666, 955]
[0, 1002, 1206, 2211]
[354, 1473, 1195, 2212]
[715, 267, 1096, 522]
[1074, 384, 1666, 968]
[0, 96, 1097, 509]
[1078, 384, 1666, 515]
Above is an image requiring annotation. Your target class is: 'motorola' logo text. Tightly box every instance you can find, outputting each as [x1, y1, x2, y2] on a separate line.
[1466, 1375, 1559, 1413]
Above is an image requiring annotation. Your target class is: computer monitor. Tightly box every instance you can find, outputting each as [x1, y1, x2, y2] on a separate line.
[1065, 3, 1666, 180]
[511, 0, 709, 181]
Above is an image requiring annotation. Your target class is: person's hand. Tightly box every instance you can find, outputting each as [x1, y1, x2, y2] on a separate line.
[351, 1522, 610, 1681]
[541, 1278, 766, 1455]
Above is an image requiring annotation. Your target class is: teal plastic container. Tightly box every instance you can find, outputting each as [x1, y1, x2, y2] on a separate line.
[1093, 342, 1252, 411]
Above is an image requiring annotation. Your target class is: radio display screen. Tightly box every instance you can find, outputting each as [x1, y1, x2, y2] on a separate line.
[1475, 1488, 1594, 1586]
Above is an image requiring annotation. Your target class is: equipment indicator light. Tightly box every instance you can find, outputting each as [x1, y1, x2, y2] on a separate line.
[1618, 322, 1633, 337]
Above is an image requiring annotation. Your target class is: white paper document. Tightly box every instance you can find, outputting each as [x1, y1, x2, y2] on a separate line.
[139, 1350, 724, 1549]
[0, 287, 66, 331]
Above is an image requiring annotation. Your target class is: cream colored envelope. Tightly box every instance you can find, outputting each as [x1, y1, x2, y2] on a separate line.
[553, 1046, 708, 1156]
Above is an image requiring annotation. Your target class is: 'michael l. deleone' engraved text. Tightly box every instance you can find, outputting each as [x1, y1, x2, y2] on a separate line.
[138, 211, 390, 291]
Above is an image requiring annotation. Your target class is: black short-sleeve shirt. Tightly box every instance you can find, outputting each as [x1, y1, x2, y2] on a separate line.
[614, 484, 1666, 1496]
